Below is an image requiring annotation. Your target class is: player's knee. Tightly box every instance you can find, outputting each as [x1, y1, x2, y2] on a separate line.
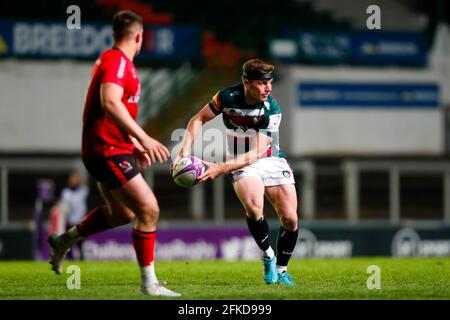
[244, 200, 263, 218]
[280, 214, 298, 231]
[139, 202, 160, 221]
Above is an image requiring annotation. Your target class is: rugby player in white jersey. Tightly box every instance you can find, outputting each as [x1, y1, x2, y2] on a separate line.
[173, 59, 299, 286]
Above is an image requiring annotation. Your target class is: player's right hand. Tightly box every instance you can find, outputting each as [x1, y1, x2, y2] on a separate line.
[140, 136, 170, 164]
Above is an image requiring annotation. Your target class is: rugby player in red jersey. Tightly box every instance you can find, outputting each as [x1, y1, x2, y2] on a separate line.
[48, 11, 180, 297]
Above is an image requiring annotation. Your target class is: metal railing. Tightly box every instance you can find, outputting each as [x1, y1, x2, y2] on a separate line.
[138, 63, 198, 125]
[342, 160, 450, 224]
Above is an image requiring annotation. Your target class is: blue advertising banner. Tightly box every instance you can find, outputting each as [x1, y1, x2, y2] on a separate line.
[290, 30, 352, 63]
[0, 20, 200, 61]
[276, 29, 426, 66]
[141, 25, 201, 61]
[352, 31, 426, 66]
[299, 82, 440, 108]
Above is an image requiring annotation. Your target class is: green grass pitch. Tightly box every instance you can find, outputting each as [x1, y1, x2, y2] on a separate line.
[0, 258, 449, 300]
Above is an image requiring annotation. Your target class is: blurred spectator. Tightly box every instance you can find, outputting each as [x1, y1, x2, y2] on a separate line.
[60, 171, 89, 260]
[48, 201, 67, 236]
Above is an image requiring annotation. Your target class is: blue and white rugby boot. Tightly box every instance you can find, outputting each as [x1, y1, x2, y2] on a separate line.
[262, 256, 278, 284]
[277, 271, 296, 287]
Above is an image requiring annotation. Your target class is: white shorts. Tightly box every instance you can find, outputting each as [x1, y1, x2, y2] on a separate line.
[230, 157, 295, 187]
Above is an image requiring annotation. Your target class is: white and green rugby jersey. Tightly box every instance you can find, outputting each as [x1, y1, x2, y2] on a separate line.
[209, 83, 286, 158]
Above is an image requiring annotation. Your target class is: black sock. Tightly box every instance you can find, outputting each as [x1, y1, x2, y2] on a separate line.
[246, 216, 271, 251]
[276, 226, 299, 267]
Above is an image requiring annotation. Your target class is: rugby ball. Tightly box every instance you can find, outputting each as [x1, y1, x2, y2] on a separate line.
[172, 156, 205, 188]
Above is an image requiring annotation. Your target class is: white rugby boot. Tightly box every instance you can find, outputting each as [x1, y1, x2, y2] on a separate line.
[47, 233, 72, 275]
[141, 282, 182, 297]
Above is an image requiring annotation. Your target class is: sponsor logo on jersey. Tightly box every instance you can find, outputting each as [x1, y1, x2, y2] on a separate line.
[224, 108, 265, 131]
[117, 57, 126, 79]
[131, 67, 138, 79]
[223, 107, 265, 117]
[128, 95, 140, 103]
[228, 114, 264, 128]
[128, 83, 140, 103]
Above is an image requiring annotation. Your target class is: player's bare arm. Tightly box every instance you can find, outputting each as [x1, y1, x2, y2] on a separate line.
[198, 132, 272, 183]
[171, 104, 216, 168]
[101, 82, 170, 164]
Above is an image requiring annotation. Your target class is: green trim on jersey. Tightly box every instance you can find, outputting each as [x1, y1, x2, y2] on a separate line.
[208, 84, 286, 159]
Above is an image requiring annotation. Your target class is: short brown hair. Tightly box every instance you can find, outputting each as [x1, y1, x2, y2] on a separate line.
[242, 59, 274, 81]
[112, 11, 143, 41]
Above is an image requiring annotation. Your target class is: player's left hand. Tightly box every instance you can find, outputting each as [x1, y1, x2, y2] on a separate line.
[198, 161, 225, 183]
[170, 152, 185, 174]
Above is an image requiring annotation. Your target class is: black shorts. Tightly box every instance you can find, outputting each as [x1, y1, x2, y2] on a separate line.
[82, 154, 141, 190]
